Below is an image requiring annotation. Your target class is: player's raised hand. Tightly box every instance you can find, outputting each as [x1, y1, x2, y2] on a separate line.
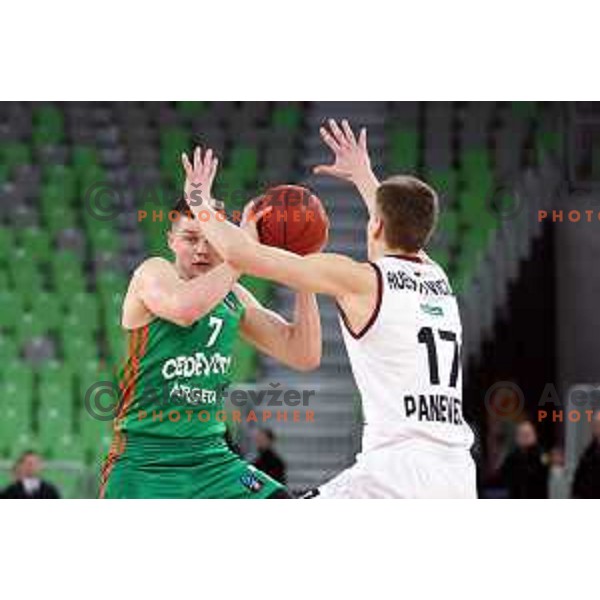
[313, 119, 371, 182]
[181, 145, 219, 208]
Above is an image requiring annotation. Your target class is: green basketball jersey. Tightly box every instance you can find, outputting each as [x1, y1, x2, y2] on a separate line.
[113, 291, 245, 439]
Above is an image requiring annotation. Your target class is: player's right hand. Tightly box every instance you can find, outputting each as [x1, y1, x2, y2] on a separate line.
[313, 119, 371, 183]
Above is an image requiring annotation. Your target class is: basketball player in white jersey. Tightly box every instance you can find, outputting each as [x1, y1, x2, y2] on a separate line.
[184, 119, 477, 498]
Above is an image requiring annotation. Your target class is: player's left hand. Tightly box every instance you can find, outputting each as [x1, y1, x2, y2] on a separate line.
[181, 146, 219, 209]
[240, 199, 273, 242]
[313, 119, 371, 183]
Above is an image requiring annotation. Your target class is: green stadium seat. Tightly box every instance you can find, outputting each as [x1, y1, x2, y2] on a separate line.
[458, 189, 487, 225]
[87, 224, 121, 253]
[230, 146, 258, 184]
[38, 385, 75, 450]
[51, 253, 86, 299]
[0, 163, 9, 185]
[55, 272, 87, 300]
[52, 250, 81, 275]
[388, 128, 419, 172]
[9, 246, 36, 273]
[214, 167, 245, 208]
[176, 101, 207, 118]
[4, 431, 39, 462]
[436, 208, 460, 247]
[33, 125, 64, 147]
[19, 227, 51, 262]
[0, 227, 13, 261]
[428, 168, 458, 202]
[52, 433, 85, 462]
[0, 365, 34, 454]
[9, 358, 35, 389]
[0, 265, 9, 289]
[39, 360, 74, 392]
[160, 128, 188, 188]
[0, 266, 8, 288]
[1, 141, 31, 170]
[0, 334, 18, 364]
[13, 268, 44, 306]
[81, 413, 113, 459]
[14, 311, 47, 346]
[69, 291, 100, 330]
[62, 336, 98, 370]
[34, 104, 64, 132]
[96, 271, 127, 298]
[30, 292, 62, 332]
[272, 104, 302, 131]
[72, 146, 99, 172]
[511, 101, 538, 119]
[44, 203, 76, 234]
[43, 166, 77, 203]
[0, 290, 22, 330]
[460, 149, 494, 198]
[40, 183, 71, 217]
[536, 130, 561, 163]
[33, 292, 62, 320]
[7, 254, 44, 305]
[428, 248, 451, 271]
[63, 303, 99, 338]
[77, 358, 112, 401]
[78, 165, 107, 190]
[43, 466, 83, 498]
[106, 321, 126, 365]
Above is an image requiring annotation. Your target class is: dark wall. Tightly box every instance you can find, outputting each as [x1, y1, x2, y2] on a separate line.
[464, 222, 557, 485]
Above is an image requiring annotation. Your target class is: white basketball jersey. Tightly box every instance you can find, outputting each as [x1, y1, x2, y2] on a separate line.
[339, 255, 474, 453]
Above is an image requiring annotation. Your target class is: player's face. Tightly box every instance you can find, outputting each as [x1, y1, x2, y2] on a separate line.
[516, 423, 537, 449]
[254, 430, 271, 451]
[20, 454, 41, 478]
[168, 217, 222, 278]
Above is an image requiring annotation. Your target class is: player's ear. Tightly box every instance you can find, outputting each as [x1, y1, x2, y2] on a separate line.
[369, 213, 385, 240]
[167, 227, 177, 252]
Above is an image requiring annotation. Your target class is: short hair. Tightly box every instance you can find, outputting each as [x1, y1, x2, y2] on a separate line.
[375, 175, 439, 252]
[259, 427, 276, 443]
[169, 197, 194, 229]
[15, 450, 38, 467]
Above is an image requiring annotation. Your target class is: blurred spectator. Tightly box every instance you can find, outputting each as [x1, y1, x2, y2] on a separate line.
[253, 428, 286, 485]
[571, 412, 600, 499]
[501, 421, 548, 499]
[1, 451, 60, 499]
[548, 447, 569, 499]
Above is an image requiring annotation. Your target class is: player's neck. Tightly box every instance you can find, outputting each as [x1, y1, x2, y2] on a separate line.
[371, 245, 421, 261]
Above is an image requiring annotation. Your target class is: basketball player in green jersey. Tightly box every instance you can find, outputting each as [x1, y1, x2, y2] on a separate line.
[100, 148, 321, 499]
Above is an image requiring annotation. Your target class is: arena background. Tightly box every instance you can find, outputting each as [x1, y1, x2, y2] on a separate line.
[0, 101, 596, 498]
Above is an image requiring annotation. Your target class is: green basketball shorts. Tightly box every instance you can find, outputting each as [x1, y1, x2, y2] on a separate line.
[99, 433, 285, 499]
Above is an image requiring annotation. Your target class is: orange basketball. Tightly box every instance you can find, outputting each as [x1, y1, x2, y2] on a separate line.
[254, 185, 329, 255]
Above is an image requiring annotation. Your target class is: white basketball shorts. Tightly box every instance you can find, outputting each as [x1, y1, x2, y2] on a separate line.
[315, 441, 477, 499]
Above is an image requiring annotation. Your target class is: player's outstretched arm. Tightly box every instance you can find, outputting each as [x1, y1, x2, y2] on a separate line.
[180, 148, 374, 300]
[234, 285, 321, 372]
[131, 257, 239, 327]
[313, 119, 380, 217]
